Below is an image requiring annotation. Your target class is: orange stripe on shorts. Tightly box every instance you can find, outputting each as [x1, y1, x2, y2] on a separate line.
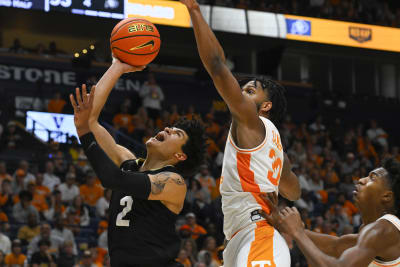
[247, 221, 276, 267]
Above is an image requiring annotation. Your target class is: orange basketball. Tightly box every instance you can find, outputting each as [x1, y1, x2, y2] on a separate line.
[110, 18, 161, 66]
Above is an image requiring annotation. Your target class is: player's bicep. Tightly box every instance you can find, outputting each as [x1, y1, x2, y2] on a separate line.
[148, 172, 186, 202]
[335, 234, 358, 257]
[279, 153, 300, 201]
[211, 63, 259, 124]
[336, 243, 376, 267]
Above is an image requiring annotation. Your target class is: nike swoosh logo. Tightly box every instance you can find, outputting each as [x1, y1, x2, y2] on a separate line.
[129, 40, 155, 51]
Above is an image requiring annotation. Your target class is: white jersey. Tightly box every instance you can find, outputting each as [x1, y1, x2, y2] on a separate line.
[220, 116, 284, 240]
[368, 214, 400, 267]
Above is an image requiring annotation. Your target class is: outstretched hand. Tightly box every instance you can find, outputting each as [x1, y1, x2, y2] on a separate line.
[260, 193, 305, 238]
[70, 84, 95, 137]
[179, 0, 200, 11]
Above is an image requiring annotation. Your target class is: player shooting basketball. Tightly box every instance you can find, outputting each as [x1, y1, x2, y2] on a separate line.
[180, 0, 300, 266]
[262, 158, 400, 267]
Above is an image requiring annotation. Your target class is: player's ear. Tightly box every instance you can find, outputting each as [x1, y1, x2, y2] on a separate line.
[174, 152, 187, 162]
[382, 190, 394, 204]
[260, 101, 272, 114]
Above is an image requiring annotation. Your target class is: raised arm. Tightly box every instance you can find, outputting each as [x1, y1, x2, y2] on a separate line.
[181, 0, 260, 128]
[87, 59, 145, 166]
[279, 153, 301, 201]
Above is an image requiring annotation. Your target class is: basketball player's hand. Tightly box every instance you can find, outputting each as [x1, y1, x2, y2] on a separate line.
[277, 207, 305, 238]
[259, 192, 284, 232]
[70, 84, 95, 137]
[180, 0, 200, 11]
[112, 56, 146, 74]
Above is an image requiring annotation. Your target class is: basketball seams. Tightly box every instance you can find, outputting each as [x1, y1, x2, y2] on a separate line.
[110, 35, 161, 44]
[111, 47, 160, 56]
[111, 18, 155, 38]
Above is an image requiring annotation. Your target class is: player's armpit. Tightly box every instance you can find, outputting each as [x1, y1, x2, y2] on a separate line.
[148, 172, 186, 202]
[279, 153, 300, 201]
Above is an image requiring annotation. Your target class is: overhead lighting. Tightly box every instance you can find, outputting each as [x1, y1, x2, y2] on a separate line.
[89, 45, 95, 50]
[74, 53, 80, 58]
[82, 49, 88, 54]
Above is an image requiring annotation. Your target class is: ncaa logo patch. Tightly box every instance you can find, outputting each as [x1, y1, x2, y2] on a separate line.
[286, 19, 311, 36]
[349, 26, 372, 43]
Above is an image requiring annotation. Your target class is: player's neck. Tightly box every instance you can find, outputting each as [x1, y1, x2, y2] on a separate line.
[361, 206, 388, 225]
[140, 155, 175, 172]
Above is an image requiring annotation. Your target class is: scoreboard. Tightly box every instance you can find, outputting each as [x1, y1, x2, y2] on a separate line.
[0, 0, 124, 18]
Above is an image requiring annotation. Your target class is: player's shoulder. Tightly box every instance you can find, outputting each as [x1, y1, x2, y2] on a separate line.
[151, 171, 185, 187]
[359, 219, 400, 246]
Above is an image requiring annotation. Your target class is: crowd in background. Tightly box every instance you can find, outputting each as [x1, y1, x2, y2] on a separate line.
[198, 0, 400, 27]
[0, 72, 398, 267]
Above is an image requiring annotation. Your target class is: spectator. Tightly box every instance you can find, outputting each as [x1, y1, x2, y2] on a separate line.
[15, 160, 36, 187]
[12, 190, 39, 224]
[65, 195, 90, 227]
[201, 236, 220, 265]
[9, 39, 25, 54]
[139, 72, 164, 120]
[96, 188, 111, 218]
[25, 181, 49, 214]
[5, 239, 26, 267]
[30, 239, 56, 267]
[176, 249, 192, 267]
[341, 152, 360, 176]
[366, 119, 388, 150]
[17, 213, 40, 245]
[0, 250, 5, 267]
[98, 230, 107, 251]
[78, 250, 96, 267]
[112, 102, 135, 134]
[58, 172, 79, 204]
[47, 92, 67, 113]
[1, 122, 22, 149]
[194, 165, 215, 198]
[180, 213, 207, 240]
[51, 216, 77, 256]
[11, 169, 26, 195]
[44, 190, 66, 221]
[0, 162, 11, 186]
[181, 239, 197, 266]
[28, 223, 64, 259]
[56, 240, 77, 267]
[33, 173, 51, 197]
[197, 250, 218, 267]
[79, 171, 103, 207]
[0, 180, 13, 212]
[0, 227, 11, 255]
[43, 161, 61, 191]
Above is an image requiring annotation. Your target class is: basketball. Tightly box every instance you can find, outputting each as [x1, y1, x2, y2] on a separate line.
[110, 18, 161, 66]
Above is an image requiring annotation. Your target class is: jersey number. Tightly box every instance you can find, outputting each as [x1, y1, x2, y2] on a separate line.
[267, 149, 282, 186]
[116, 196, 133, 227]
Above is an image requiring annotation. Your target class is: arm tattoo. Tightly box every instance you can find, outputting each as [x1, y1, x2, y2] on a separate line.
[151, 172, 185, 195]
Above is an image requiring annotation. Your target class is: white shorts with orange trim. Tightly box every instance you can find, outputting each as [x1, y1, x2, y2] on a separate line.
[222, 221, 290, 267]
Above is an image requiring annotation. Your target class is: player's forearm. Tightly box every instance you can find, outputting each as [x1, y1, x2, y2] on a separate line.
[293, 230, 341, 267]
[279, 171, 301, 201]
[305, 230, 340, 256]
[90, 63, 124, 122]
[188, 8, 226, 76]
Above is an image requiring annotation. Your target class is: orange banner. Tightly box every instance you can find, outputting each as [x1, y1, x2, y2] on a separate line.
[125, 0, 191, 28]
[285, 14, 400, 53]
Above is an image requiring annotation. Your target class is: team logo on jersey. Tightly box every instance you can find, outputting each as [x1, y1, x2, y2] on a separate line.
[349, 26, 372, 43]
[129, 40, 155, 51]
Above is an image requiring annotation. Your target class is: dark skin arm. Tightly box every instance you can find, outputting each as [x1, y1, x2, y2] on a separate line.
[180, 0, 265, 149]
[279, 153, 301, 201]
[264, 200, 399, 267]
[261, 193, 358, 257]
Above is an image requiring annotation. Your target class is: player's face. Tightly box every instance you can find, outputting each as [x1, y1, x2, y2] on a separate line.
[146, 127, 189, 161]
[241, 80, 269, 112]
[353, 167, 390, 210]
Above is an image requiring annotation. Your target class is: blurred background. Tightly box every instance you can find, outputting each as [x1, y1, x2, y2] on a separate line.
[0, 0, 399, 266]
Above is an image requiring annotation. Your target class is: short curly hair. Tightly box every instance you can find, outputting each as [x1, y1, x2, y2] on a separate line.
[383, 158, 400, 217]
[174, 118, 207, 177]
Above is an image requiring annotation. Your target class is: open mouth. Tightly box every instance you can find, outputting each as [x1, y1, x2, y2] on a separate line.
[154, 132, 166, 142]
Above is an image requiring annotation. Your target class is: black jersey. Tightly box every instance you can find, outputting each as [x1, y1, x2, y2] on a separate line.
[107, 159, 181, 267]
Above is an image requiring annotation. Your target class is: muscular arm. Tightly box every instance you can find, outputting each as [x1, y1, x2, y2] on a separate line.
[305, 230, 358, 258]
[279, 153, 301, 201]
[185, 2, 263, 139]
[88, 62, 140, 166]
[292, 220, 397, 267]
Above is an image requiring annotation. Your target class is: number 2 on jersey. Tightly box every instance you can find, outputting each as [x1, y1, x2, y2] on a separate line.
[267, 149, 282, 186]
[116, 196, 133, 227]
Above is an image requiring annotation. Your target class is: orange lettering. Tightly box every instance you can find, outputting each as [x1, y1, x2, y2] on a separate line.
[267, 149, 282, 186]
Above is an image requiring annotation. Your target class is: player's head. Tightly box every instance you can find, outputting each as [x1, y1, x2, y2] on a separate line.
[354, 158, 400, 217]
[239, 77, 287, 125]
[146, 118, 207, 176]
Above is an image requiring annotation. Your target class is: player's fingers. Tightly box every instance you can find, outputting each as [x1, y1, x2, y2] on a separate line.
[76, 87, 83, 106]
[292, 207, 299, 214]
[69, 94, 78, 111]
[261, 194, 276, 212]
[89, 86, 96, 106]
[82, 84, 88, 104]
